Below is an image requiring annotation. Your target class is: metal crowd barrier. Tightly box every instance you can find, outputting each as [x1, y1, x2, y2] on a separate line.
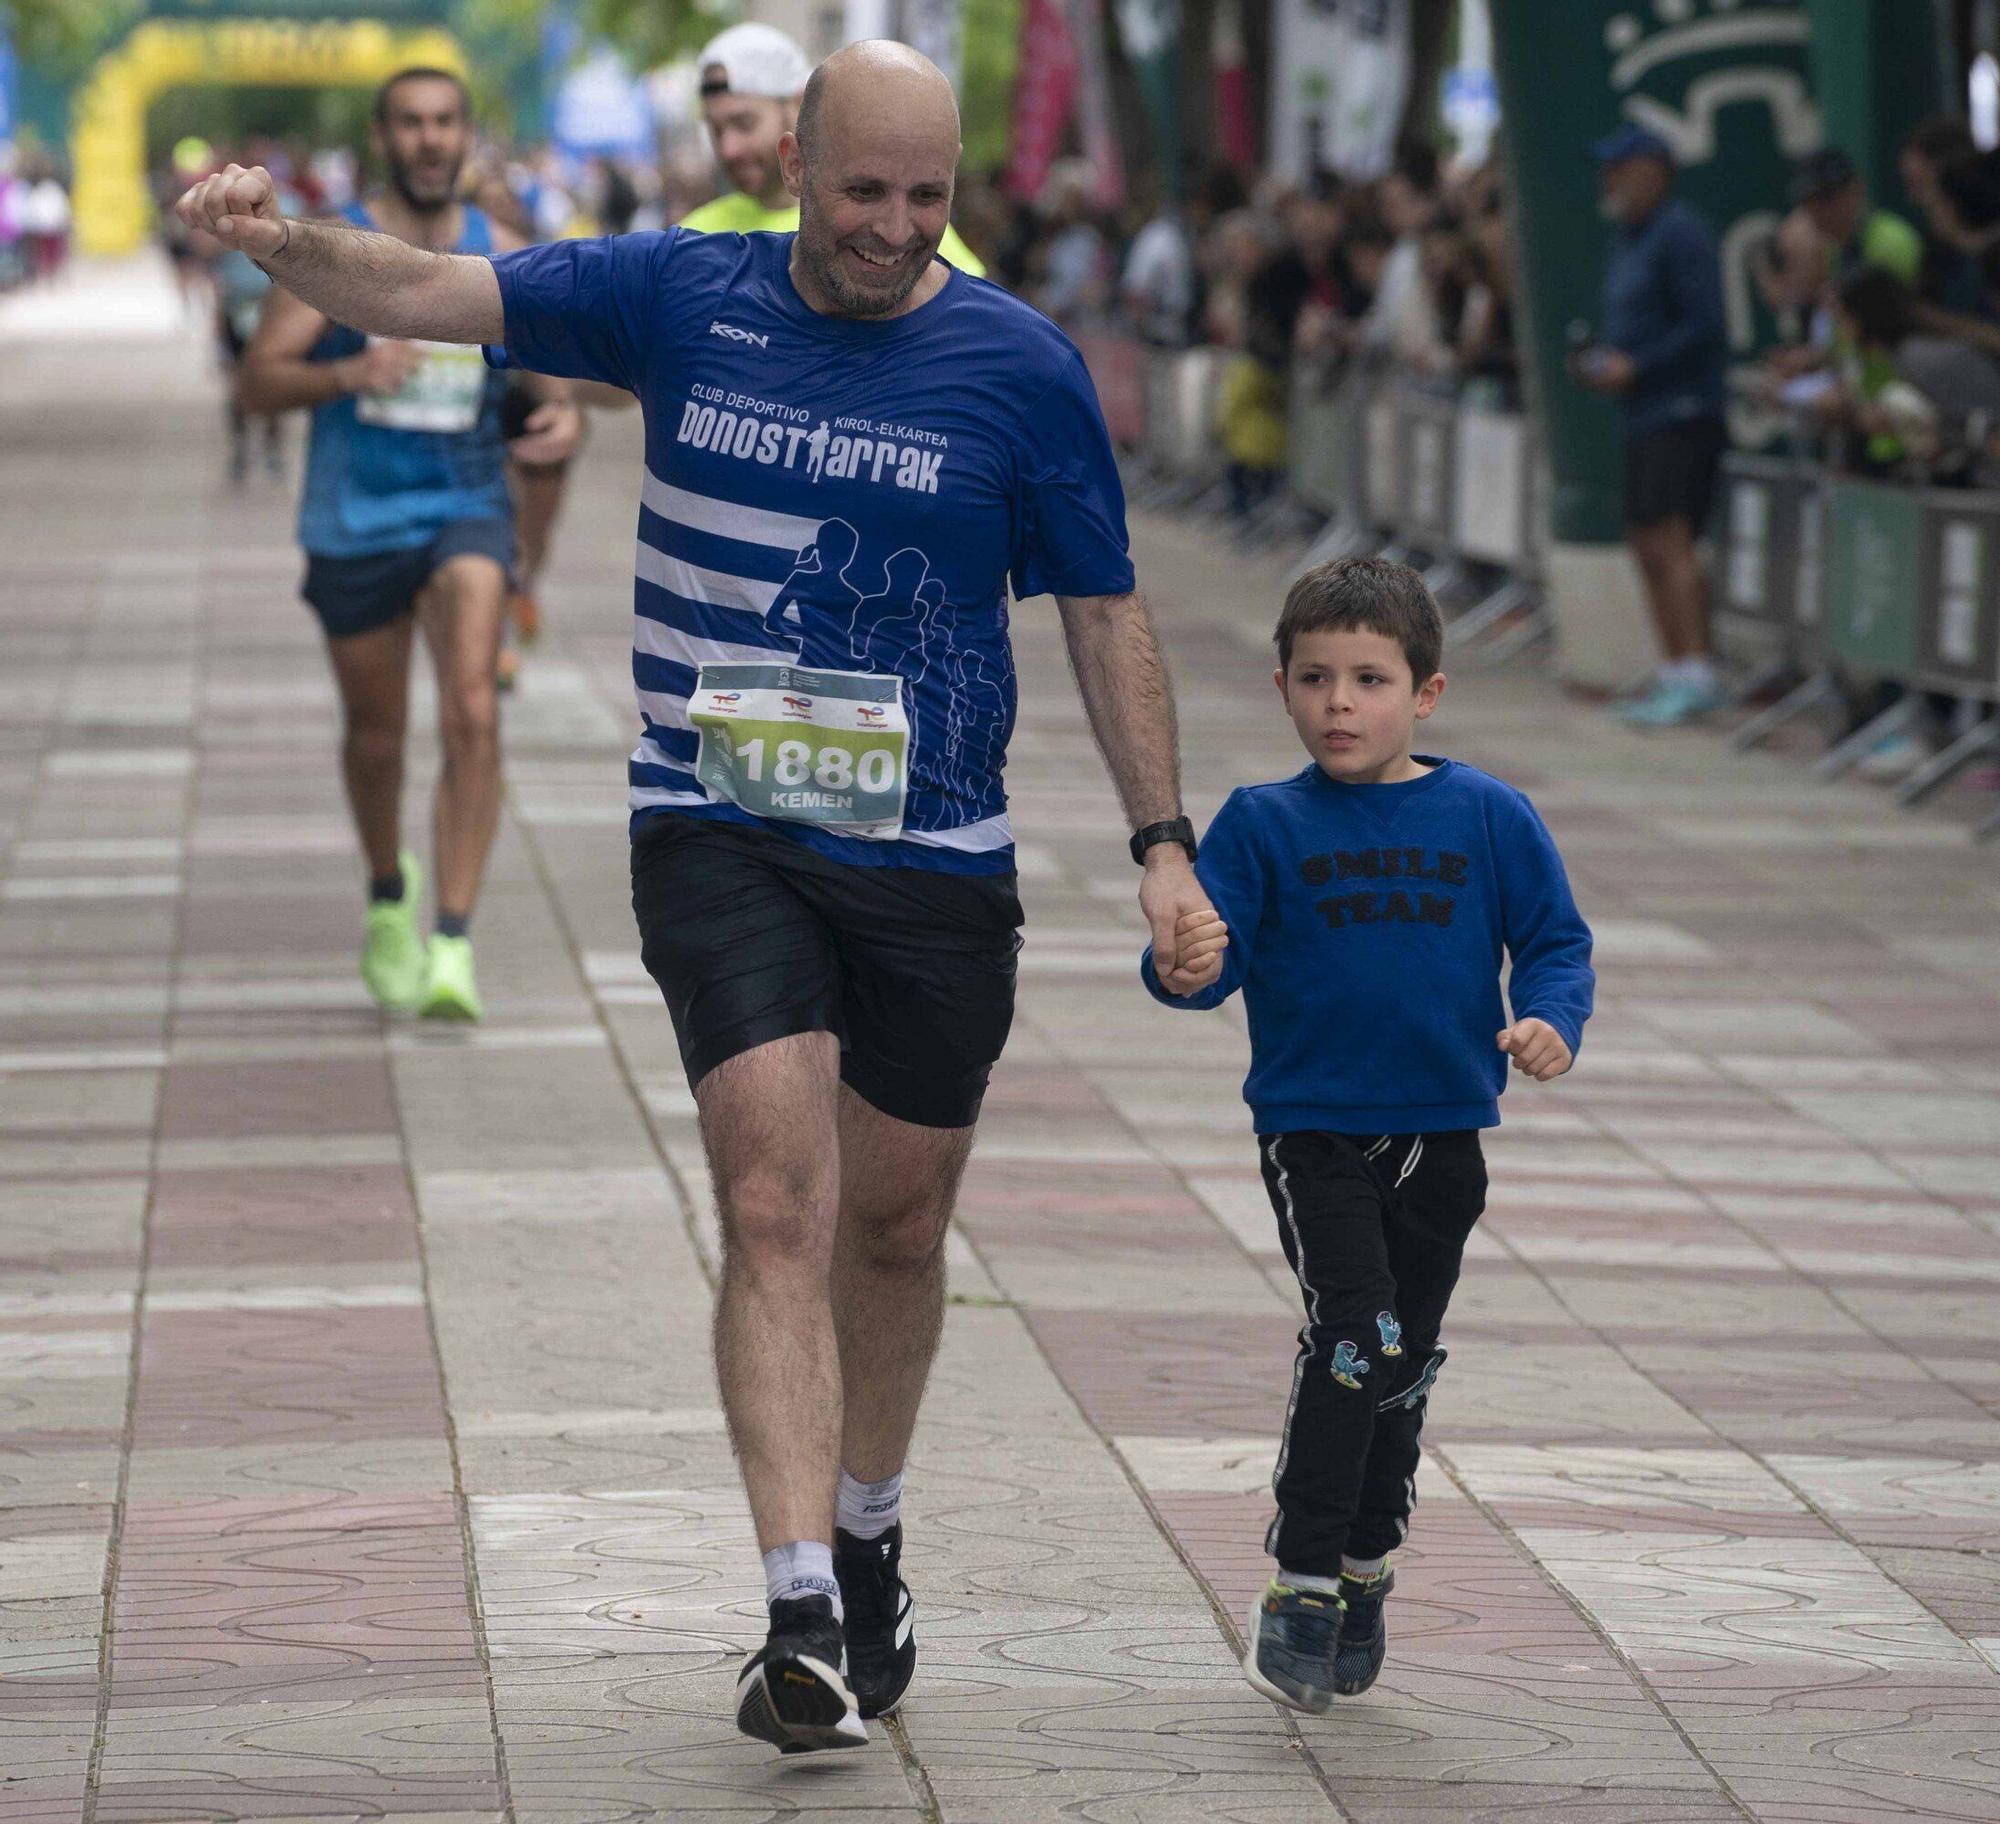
[1316, 367, 1552, 659]
[1075, 334, 1997, 835]
[1716, 454, 2000, 837]
[1077, 340, 1549, 654]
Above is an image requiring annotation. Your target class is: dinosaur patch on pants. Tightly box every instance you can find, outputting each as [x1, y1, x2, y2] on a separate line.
[1376, 1311, 1403, 1357]
[1331, 1341, 1370, 1389]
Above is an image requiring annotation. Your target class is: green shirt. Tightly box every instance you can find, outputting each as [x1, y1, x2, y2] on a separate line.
[677, 191, 988, 279]
[1850, 209, 1923, 285]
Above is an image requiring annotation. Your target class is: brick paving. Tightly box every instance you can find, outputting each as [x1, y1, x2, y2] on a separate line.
[3, 261, 2000, 1821]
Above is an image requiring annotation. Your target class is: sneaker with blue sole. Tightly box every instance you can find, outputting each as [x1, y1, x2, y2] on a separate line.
[1611, 674, 1725, 728]
[1332, 1564, 1394, 1695]
[1243, 1578, 1344, 1714]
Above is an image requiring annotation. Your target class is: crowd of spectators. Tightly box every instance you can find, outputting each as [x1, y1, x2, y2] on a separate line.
[1750, 125, 2000, 487]
[946, 144, 1519, 520]
[1738, 122, 2000, 780]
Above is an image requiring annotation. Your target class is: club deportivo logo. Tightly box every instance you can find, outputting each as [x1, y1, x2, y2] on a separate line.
[676, 393, 947, 494]
[709, 321, 770, 348]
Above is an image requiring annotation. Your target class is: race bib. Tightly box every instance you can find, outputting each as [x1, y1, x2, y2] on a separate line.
[354, 338, 486, 433]
[689, 663, 908, 840]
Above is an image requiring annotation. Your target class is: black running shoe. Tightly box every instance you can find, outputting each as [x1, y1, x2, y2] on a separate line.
[734, 1595, 868, 1754]
[1332, 1565, 1394, 1695]
[1243, 1579, 1344, 1714]
[834, 1524, 916, 1718]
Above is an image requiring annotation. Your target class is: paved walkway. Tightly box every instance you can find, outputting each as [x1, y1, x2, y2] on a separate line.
[4, 262, 2000, 1823]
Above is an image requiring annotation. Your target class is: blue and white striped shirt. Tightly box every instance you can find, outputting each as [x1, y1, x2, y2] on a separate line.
[490, 228, 1135, 873]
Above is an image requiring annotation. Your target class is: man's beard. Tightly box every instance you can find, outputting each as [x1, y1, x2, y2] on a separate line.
[386, 150, 463, 215]
[794, 220, 934, 319]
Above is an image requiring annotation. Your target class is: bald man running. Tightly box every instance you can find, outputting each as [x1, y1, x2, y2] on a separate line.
[178, 43, 1215, 1755]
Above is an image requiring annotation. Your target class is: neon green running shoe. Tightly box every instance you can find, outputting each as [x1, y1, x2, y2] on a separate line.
[418, 933, 484, 1021]
[360, 852, 426, 1011]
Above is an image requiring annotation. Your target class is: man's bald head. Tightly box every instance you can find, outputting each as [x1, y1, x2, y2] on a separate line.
[795, 40, 960, 172]
[783, 40, 962, 319]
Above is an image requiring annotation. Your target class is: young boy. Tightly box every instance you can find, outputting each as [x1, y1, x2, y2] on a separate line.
[1142, 556, 1593, 1713]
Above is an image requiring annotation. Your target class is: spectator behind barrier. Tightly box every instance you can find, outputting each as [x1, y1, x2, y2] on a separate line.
[1363, 141, 1448, 370]
[1831, 265, 2000, 477]
[1793, 145, 1923, 286]
[1574, 123, 1728, 730]
[1900, 116, 1985, 314]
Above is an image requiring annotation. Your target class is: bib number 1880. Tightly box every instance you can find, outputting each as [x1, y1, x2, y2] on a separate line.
[728, 736, 899, 795]
[688, 662, 910, 841]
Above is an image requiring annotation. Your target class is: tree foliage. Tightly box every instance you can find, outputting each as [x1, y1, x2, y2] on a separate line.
[582, 0, 719, 75]
[1, 0, 144, 81]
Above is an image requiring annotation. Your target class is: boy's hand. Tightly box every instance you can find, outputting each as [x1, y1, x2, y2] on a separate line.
[1497, 1018, 1572, 1082]
[1159, 908, 1228, 996]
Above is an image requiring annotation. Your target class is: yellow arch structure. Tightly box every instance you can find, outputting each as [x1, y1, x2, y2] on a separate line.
[72, 17, 465, 256]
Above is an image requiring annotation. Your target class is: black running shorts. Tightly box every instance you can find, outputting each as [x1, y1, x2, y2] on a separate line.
[301, 518, 514, 642]
[629, 812, 1023, 1129]
[1621, 415, 1726, 533]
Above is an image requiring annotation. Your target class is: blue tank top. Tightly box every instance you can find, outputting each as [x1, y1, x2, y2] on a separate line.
[298, 202, 512, 557]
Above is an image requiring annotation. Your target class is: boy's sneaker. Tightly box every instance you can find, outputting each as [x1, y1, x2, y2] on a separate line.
[734, 1595, 868, 1754]
[1243, 1579, 1344, 1714]
[418, 935, 483, 1022]
[1332, 1564, 1395, 1695]
[360, 852, 425, 1011]
[833, 1524, 916, 1718]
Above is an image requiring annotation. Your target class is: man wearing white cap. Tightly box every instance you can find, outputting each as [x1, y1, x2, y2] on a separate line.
[682, 22, 987, 276]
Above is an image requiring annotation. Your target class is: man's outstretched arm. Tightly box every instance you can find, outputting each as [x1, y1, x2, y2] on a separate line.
[178, 163, 502, 345]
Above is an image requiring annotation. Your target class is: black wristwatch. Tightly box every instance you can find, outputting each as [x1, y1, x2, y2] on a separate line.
[1129, 817, 1198, 865]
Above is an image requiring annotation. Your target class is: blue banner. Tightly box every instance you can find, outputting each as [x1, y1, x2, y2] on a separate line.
[0, 22, 16, 148]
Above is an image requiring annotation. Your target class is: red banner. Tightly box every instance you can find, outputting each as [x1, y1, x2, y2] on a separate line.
[1003, 0, 1079, 202]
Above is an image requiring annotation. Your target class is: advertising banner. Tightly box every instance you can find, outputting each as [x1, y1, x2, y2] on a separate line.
[1268, 0, 1408, 185]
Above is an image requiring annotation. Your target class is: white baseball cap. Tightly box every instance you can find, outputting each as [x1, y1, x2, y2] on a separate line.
[697, 24, 812, 100]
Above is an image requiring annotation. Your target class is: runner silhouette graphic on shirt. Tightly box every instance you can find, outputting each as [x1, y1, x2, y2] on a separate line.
[805, 421, 832, 483]
[854, 549, 940, 669]
[763, 518, 863, 652]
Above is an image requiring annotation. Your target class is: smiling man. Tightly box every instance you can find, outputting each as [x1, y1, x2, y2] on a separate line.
[177, 39, 1212, 1755]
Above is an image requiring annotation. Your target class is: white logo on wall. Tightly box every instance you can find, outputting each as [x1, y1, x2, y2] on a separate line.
[710, 322, 770, 348]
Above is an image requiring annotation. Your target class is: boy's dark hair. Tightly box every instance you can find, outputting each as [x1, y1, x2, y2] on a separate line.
[373, 67, 471, 126]
[1275, 557, 1444, 682]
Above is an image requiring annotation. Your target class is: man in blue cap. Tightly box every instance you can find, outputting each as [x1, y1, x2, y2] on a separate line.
[1573, 123, 1727, 727]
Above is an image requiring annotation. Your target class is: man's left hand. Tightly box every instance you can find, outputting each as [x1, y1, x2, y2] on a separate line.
[1142, 849, 1218, 995]
[511, 398, 584, 467]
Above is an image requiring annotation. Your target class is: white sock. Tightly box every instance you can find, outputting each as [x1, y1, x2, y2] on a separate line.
[1340, 1553, 1387, 1581]
[1672, 654, 1717, 689]
[763, 1540, 842, 1620]
[1278, 1567, 1344, 1596]
[836, 1468, 903, 1539]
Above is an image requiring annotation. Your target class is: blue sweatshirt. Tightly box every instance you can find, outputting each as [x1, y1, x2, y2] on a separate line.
[1601, 196, 1728, 439]
[1141, 759, 1594, 1134]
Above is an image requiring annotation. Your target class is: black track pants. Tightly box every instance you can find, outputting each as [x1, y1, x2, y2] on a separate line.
[1258, 1128, 1487, 1576]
